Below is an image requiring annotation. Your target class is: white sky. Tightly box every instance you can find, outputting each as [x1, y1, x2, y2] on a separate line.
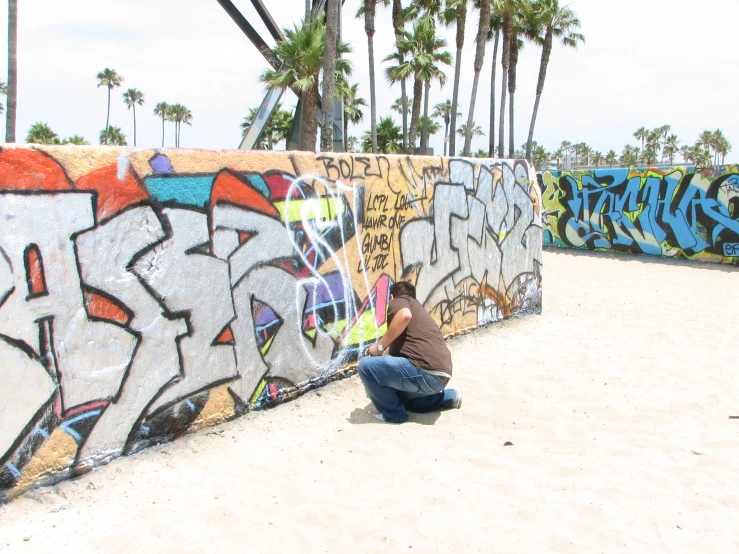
[0, 0, 736, 160]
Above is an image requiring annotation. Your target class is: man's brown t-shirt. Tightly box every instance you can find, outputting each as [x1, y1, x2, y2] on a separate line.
[387, 295, 453, 379]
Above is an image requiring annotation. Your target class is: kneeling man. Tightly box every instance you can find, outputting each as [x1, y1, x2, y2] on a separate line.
[358, 281, 462, 423]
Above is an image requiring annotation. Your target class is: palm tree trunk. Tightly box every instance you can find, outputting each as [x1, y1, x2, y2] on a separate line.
[365, 1, 378, 153]
[320, 0, 339, 152]
[488, 28, 500, 157]
[392, 0, 408, 153]
[526, 28, 552, 160]
[161, 115, 165, 147]
[443, 120, 449, 156]
[344, 112, 349, 151]
[105, 87, 111, 145]
[497, 15, 511, 158]
[421, 80, 431, 154]
[6, 0, 17, 142]
[449, 4, 466, 158]
[133, 105, 137, 147]
[408, 77, 423, 152]
[507, 38, 519, 158]
[302, 83, 320, 152]
[305, 0, 311, 20]
[463, 0, 490, 157]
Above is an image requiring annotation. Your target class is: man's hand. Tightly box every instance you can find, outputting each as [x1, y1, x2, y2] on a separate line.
[366, 343, 382, 357]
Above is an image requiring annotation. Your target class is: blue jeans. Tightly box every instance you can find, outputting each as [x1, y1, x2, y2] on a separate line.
[357, 355, 453, 423]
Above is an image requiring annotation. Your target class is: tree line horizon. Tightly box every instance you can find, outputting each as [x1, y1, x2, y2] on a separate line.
[2, 0, 733, 168]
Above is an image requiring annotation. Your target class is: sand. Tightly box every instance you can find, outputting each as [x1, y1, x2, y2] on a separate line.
[1, 249, 738, 553]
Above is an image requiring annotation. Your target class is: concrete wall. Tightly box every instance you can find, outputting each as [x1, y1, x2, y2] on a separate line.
[0, 145, 542, 501]
[539, 166, 739, 263]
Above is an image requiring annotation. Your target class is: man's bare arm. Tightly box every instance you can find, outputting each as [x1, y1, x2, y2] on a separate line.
[367, 308, 412, 356]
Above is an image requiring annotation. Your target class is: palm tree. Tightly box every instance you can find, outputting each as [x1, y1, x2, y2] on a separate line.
[154, 102, 169, 147]
[525, 0, 584, 159]
[457, 121, 484, 152]
[656, 124, 671, 162]
[261, 16, 351, 152]
[392, 0, 410, 151]
[605, 150, 617, 168]
[100, 126, 127, 146]
[391, 96, 414, 115]
[462, 0, 490, 156]
[362, 116, 402, 153]
[620, 145, 639, 167]
[432, 99, 461, 156]
[321, 0, 340, 152]
[496, 0, 521, 157]
[385, 14, 451, 153]
[418, 115, 442, 139]
[96, 68, 124, 145]
[6, 0, 17, 142]
[26, 122, 58, 144]
[342, 82, 367, 151]
[357, 0, 390, 153]
[591, 151, 603, 167]
[506, 35, 524, 158]
[347, 136, 358, 152]
[64, 135, 89, 145]
[644, 129, 662, 164]
[488, 12, 503, 156]
[553, 147, 564, 169]
[633, 127, 648, 159]
[241, 104, 294, 149]
[167, 104, 193, 148]
[122, 88, 145, 147]
[532, 143, 549, 167]
[443, 0, 468, 157]
[663, 134, 680, 165]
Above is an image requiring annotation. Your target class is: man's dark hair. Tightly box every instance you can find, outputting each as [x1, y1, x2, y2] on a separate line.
[390, 281, 416, 299]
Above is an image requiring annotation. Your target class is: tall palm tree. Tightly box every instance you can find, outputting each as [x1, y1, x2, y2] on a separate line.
[524, 0, 584, 159]
[362, 116, 402, 153]
[507, 35, 524, 158]
[391, 96, 414, 115]
[261, 16, 352, 152]
[633, 127, 648, 159]
[100, 126, 127, 146]
[418, 115, 442, 139]
[122, 88, 145, 147]
[462, 0, 490, 156]
[432, 99, 461, 156]
[6, 0, 17, 142]
[341, 82, 367, 151]
[605, 150, 617, 168]
[458, 121, 485, 152]
[26, 122, 58, 144]
[357, 0, 390, 153]
[96, 68, 124, 145]
[488, 12, 503, 156]
[591, 151, 603, 167]
[154, 102, 169, 147]
[442, 0, 468, 157]
[321, 0, 340, 152]
[663, 134, 680, 165]
[167, 104, 193, 148]
[385, 14, 451, 152]
[392, 0, 410, 152]
[620, 145, 639, 166]
[656, 124, 671, 162]
[532, 143, 549, 167]
[496, 0, 520, 157]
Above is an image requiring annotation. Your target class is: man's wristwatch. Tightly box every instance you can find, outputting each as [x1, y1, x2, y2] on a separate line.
[376, 343, 385, 353]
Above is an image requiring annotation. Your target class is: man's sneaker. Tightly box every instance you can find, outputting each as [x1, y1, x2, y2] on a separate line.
[372, 413, 402, 424]
[451, 390, 463, 409]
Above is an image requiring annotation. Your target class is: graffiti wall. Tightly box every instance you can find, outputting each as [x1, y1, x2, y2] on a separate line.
[0, 145, 542, 500]
[539, 166, 739, 264]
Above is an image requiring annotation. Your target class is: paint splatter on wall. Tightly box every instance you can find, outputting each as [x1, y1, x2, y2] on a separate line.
[539, 166, 739, 264]
[0, 146, 542, 501]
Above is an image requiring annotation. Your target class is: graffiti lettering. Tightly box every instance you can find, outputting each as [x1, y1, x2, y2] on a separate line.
[540, 167, 739, 263]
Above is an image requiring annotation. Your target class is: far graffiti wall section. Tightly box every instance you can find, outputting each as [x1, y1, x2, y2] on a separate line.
[0, 146, 543, 501]
[539, 166, 739, 264]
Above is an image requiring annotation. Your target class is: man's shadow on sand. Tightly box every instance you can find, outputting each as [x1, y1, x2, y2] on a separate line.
[348, 403, 441, 425]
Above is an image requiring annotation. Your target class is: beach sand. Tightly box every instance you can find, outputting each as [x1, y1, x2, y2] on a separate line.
[1, 250, 738, 553]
